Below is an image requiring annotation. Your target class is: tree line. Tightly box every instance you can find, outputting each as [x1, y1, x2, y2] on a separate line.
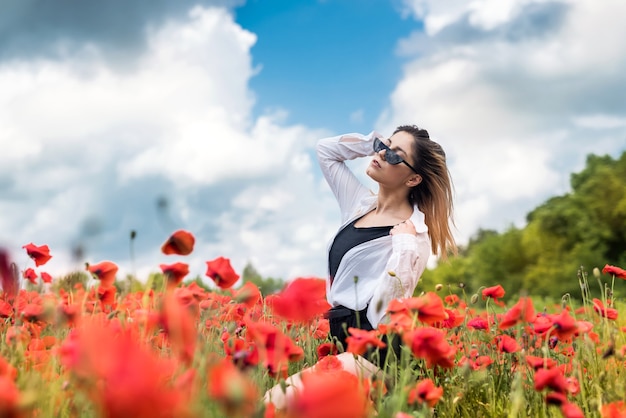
[419, 151, 626, 301]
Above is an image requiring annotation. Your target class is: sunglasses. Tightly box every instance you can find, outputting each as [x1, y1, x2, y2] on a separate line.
[373, 137, 419, 174]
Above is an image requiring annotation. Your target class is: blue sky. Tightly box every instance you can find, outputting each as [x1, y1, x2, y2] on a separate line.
[1, 0, 625, 285]
[235, 0, 419, 132]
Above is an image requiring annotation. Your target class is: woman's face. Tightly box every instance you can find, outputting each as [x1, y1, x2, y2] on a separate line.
[366, 131, 420, 187]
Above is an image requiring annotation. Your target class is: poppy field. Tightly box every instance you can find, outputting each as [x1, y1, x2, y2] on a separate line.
[1, 230, 626, 418]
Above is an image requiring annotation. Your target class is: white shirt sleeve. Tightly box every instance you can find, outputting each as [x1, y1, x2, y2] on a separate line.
[316, 132, 381, 222]
[366, 232, 431, 327]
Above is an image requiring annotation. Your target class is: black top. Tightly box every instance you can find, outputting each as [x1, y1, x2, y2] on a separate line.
[328, 217, 393, 285]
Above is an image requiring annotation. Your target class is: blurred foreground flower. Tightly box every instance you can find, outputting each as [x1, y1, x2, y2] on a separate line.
[22, 243, 52, 267]
[59, 318, 190, 418]
[206, 257, 239, 289]
[86, 261, 118, 288]
[161, 230, 195, 256]
[269, 277, 330, 322]
[160, 262, 190, 289]
[285, 369, 370, 418]
[408, 378, 444, 407]
[207, 357, 258, 417]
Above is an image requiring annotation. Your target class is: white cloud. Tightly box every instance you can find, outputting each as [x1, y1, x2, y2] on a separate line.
[385, 0, 626, 244]
[572, 115, 626, 130]
[0, 6, 334, 283]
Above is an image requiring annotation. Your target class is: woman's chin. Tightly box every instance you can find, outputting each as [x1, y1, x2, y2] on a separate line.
[365, 168, 379, 183]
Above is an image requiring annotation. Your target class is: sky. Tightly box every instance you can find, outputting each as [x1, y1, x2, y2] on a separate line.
[1, 0, 625, 286]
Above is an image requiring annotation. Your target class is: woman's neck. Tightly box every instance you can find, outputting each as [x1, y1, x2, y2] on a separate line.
[374, 187, 412, 217]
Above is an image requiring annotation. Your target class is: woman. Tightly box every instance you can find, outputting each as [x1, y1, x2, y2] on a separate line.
[319, 125, 456, 355]
[265, 125, 456, 408]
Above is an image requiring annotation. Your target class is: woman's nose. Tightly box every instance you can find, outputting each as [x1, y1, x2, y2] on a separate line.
[378, 148, 387, 160]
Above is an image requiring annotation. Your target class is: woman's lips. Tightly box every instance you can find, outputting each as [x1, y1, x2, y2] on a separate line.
[372, 159, 381, 168]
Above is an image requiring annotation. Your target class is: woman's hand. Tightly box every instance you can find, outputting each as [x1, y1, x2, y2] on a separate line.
[390, 219, 417, 236]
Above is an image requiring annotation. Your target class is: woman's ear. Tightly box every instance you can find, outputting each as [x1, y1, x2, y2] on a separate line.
[406, 174, 422, 188]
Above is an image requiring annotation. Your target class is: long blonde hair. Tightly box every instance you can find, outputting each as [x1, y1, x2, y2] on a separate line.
[394, 125, 457, 259]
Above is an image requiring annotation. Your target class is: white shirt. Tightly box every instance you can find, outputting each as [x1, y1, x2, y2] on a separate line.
[316, 131, 431, 328]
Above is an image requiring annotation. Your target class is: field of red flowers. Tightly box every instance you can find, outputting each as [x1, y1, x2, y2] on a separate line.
[1, 230, 625, 418]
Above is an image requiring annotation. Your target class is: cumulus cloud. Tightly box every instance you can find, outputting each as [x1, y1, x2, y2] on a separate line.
[0, 0, 243, 65]
[0, 6, 331, 282]
[386, 0, 626, 243]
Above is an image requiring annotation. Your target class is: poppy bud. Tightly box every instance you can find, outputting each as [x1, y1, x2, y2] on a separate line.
[435, 284, 443, 291]
[593, 267, 600, 279]
[470, 294, 479, 305]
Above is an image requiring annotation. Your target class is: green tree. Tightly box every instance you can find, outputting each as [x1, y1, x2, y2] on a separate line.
[241, 262, 285, 296]
[428, 151, 626, 300]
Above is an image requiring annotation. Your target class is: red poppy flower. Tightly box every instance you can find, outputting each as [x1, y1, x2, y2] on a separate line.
[205, 257, 239, 289]
[23, 268, 38, 284]
[403, 327, 456, 369]
[345, 328, 386, 356]
[0, 375, 21, 417]
[159, 262, 189, 289]
[97, 286, 117, 307]
[499, 297, 535, 329]
[316, 343, 338, 359]
[407, 378, 444, 407]
[0, 300, 13, 318]
[482, 285, 505, 306]
[270, 277, 331, 322]
[86, 261, 118, 288]
[379, 311, 414, 335]
[221, 331, 258, 370]
[495, 334, 520, 353]
[207, 358, 258, 417]
[285, 369, 370, 418]
[602, 401, 626, 418]
[560, 402, 584, 418]
[232, 281, 262, 308]
[433, 308, 465, 329]
[444, 294, 460, 306]
[314, 354, 343, 372]
[40, 272, 53, 284]
[602, 264, 626, 279]
[0, 354, 17, 380]
[404, 292, 448, 325]
[467, 317, 489, 330]
[526, 355, 557, 370]
[531, 314, 554, 335]
[550, 309, 579, 340]
[534, 367, 568, 394]
[246, 320, 304, 377]
[159, 291, 197, 365]
[592, 299, 618, 320]
[59, 319, 187, 418]
[161, 230, 195, 256]
[312, 318, 330, 340]
[22, 243, 52, 267]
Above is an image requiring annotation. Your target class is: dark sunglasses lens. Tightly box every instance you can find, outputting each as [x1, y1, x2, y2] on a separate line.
[373, 138, 384, 152]
[385, 151, 402, 165]
[373, 138, 402, 165]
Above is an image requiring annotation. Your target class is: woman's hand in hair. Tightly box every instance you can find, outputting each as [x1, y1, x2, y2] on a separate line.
[391, 219, 417, 236]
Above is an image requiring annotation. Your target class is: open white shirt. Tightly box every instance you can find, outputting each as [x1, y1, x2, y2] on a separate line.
[317, 131, 431, 328]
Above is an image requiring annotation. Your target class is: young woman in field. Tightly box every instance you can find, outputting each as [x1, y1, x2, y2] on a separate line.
[265, 125, 457, 408]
